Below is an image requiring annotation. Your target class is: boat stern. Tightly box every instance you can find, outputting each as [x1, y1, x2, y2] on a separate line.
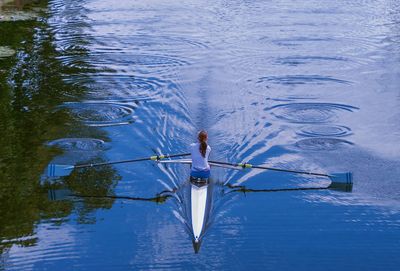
[192, 239, 202, 254]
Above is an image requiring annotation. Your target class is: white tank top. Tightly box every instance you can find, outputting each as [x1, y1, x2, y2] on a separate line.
[190, 142, 211, 171]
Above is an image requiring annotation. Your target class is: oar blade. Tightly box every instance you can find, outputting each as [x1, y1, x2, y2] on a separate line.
[328, 172, 353, 192]
[46, 164, 74, 177]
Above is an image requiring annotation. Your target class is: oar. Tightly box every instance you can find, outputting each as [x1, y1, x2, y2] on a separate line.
[209, 160, 353, 189]
[48, 189, 172, 203]
[225, 183, 351, 193]
[46, 153, 190, 177]
[226, 184, 329, 194]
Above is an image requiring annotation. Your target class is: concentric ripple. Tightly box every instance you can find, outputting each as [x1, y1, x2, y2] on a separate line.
[271, 36, 333, 46]
[47, 138, 108, 151]
[91, 53, 189, 67]
[274, 56, 348, 66]
[257, 75, 352, 85]
[268, 103, 358, 123]
[63, 102, 137, 126]
[295, 138, 353, 151]
[64, 75, 166, 100]
[297, 125, 352, 137]
[94, 34, 208, 50]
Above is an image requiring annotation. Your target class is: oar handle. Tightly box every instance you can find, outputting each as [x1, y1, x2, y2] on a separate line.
[74, 153, 191, 169]
[208, 160, 330, 177]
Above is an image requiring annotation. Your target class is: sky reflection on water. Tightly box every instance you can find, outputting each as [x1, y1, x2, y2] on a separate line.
[1, 0, 400, 270]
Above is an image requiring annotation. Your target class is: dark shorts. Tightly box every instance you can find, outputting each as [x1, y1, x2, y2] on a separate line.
[190, 170, 210, 178]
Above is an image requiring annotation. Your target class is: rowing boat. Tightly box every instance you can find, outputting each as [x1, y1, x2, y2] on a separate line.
[159, 159, 212, 252]
[190, 177, 212, 252]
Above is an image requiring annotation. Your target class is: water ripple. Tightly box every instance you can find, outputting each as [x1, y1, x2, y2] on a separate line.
[62, 101, 137, 126]
[274, 55, 349, 66]
[94, 34, 209, 50]
[47, 138, 108, 151]
[295, 137, 354, 151]
[65, 75, 167, 100]
[271, 36, 334, 46]
[257, 75, 352, 85]
[297, 125, 352, 137]
[90, 53, 189, 68]
[268, 102, 358, 123]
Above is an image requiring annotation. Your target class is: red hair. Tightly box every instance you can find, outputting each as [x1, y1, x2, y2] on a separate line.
[198, 130, 208, 157]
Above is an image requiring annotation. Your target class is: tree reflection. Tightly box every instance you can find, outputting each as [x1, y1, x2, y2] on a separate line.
[0, 0, 119, 255]
[62, 160, 121, 224]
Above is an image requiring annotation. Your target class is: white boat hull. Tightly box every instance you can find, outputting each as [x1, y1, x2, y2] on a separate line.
[191, 183, 208, 243]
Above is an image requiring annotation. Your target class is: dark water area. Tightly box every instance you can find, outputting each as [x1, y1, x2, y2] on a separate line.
[1, 0, 400, 270]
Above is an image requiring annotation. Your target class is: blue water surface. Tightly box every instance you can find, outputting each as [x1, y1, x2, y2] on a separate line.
[1, 0, 400, 270]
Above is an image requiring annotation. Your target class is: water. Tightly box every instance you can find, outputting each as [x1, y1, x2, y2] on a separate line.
[1, 0, 400, 270]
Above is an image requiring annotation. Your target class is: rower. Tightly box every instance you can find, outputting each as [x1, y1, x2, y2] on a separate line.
[190, 130, 211, 186]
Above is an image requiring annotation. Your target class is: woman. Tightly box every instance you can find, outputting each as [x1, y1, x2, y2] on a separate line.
[190, 130, 211, 179]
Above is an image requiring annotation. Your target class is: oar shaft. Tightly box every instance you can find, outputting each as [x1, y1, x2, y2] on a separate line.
[74, 157, 147, 168]
[229, 186, 329, 193]
[208, 160, 329, 177]
[71, 193, 171, 202]
[74, 153, 190, 169]
[251, 165, 329, 177]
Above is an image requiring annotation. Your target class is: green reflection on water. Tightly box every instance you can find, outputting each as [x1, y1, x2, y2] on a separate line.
[0, 0, 119, 254]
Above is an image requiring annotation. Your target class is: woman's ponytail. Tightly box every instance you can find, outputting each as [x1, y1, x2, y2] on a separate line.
[198, 130, 208, 157]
